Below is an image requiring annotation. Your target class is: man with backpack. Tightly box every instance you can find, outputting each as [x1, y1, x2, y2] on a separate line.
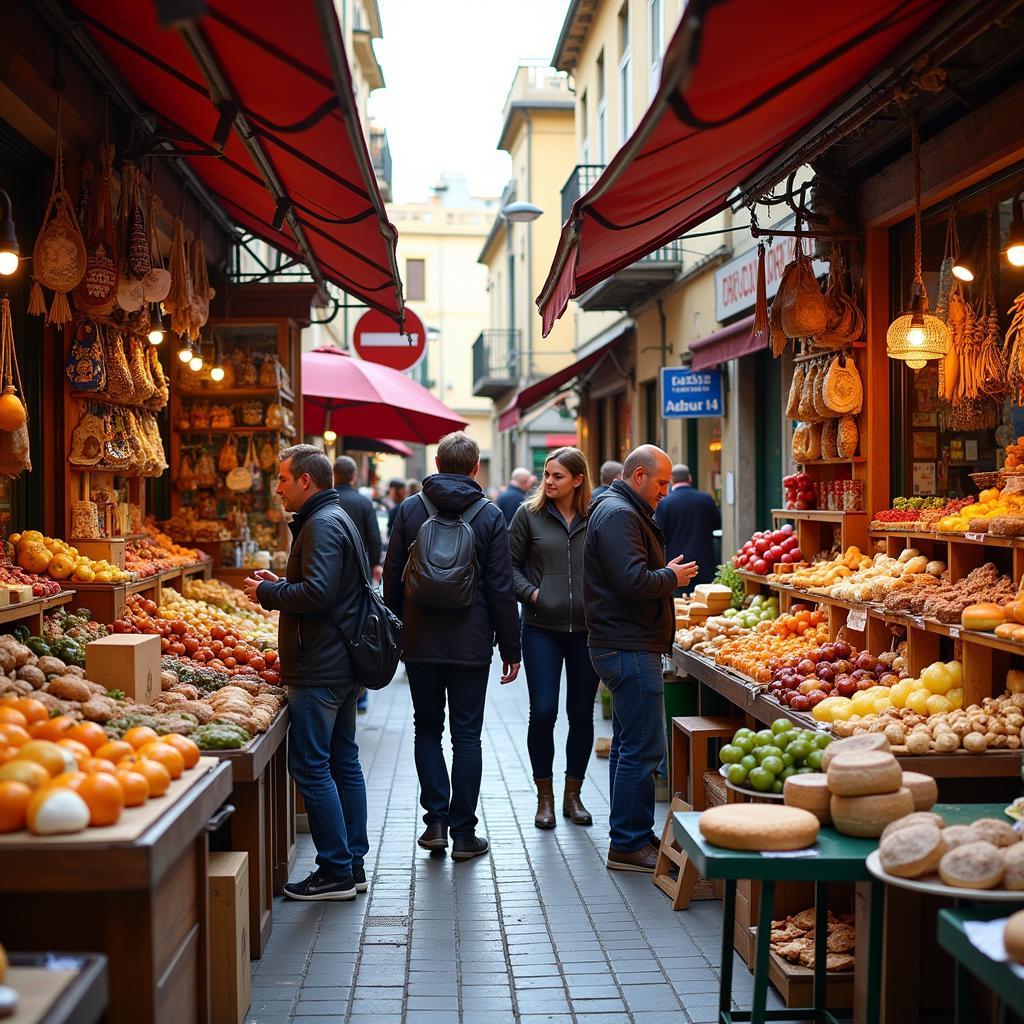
[383, 431, 520, 861]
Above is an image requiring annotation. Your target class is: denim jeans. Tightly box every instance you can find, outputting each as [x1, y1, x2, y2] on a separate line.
[522, 625, 599, 780]
[589, 648, 665, 853]
[406, 662, 489, 838]
[287, 683, 369, 878]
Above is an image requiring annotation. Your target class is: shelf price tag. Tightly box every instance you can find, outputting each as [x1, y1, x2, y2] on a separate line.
[948, 626, 961, 639]
[761, 848, 821, 859]
[909, 616, 926, 630]
[965, 533, 987, 542]
[846, 607, 867, 631]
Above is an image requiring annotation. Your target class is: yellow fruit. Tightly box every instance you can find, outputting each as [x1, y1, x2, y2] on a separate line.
[921, 662, 954, 695]
[890, 680, 915, 708]
[926, 694, 954, 716]
[944, 661, 963, 688]
[812, 696, 849, 722]
[830, 700, 857, 721]
[906, 689, 932, 715]
[72, 565, 95, 583]
[873, 697, 893, 714]
[946, 688, 964, 710]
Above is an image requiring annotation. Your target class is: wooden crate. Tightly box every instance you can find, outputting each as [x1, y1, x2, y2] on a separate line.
[747, 929, 855, 1009]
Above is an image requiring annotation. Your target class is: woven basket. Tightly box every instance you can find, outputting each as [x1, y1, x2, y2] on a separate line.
[971, 471, 1000, 490]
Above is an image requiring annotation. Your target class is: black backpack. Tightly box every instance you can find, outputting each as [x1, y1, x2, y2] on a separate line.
[402, 493, 489, 610]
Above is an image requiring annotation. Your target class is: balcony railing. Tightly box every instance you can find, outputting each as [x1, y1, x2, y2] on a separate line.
[472, 330, 520, 398]
[370, 127, 392, 201]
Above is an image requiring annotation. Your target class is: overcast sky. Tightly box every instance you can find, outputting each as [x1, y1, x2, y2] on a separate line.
[369, 0, 569, 203]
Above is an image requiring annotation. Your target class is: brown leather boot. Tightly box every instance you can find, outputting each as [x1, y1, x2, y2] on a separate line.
[534, 777, 556, 829]
[562, 776, 592, 826]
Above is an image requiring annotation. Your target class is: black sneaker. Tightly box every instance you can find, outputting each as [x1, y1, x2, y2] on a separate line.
[283, 869, 356, 901]
[353, 866, 369, 893]
[417, 822, 448, 850]
[451, 834, 489, 861]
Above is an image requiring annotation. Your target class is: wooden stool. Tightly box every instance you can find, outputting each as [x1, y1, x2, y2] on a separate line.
[670, 715, 742, 811]
[653, 796, 717, 909]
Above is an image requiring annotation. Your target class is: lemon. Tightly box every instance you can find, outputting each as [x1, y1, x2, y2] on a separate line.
[906, 689, 932, 715]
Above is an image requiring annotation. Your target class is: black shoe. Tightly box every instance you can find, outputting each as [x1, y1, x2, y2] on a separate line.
[283, 869, 356, 901]
[451, 834, 489, 861]
[353, 866, 369, 893]
[417, 822, 448, 850]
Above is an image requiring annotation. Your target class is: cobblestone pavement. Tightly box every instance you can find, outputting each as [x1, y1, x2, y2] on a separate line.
[246, 660, 782, 1023]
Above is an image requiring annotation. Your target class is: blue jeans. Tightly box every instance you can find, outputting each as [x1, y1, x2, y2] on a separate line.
[406, 662, 489, 838]
[589, 648, 665, 853]
[522, 625, 598, 780]
[287, 684, 369, 878]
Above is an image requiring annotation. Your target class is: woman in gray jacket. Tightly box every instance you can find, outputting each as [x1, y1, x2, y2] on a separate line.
[508, 447, 599, 829]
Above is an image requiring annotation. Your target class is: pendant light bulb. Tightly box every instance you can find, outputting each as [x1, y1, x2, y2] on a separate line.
[0, 190, 20, 277]
[148, 325, 164, 345]
[188, 354, 203, 372]
[177, 340, 193, 363]
[906, 357, 927, 370]
[906, 324, 926, 346]
[0, 251, 18, 277]
[1007, 196, 1024, 267]
[210, 365, 225, 383]
[951, 262, 974, 282]
[323, 429, 337, 444]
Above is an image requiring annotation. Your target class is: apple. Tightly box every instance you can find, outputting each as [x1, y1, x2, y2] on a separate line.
[807, 690, 828, 707]
[754, 538, 771, 555]
[798, 679, 821, 695]
[752, 559, 769, 575]
[816, 664, 835, 682]
[832, 641, 852, 659]
[781, 523, 795, 535]
[855, 653, 878, 672]
[791, 695, 811, 712]
[836, 678, 857, 698]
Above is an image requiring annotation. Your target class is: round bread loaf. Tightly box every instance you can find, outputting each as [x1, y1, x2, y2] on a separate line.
[900, 771, 938, 812]
[783, 773, 831, 824]
[879, 811, 946, 843]
[970, 818, 1020, 849]
[827, 750, 902, 797]
[821, 732, 890, 771]
[830, 788, 914, 838]
[1002, 843, 1024, 891]
[698, 804, 820, 851]
[941, 825, 981, 850]
[879, 823, 946, 878]
[1006, 909, 1024, 963]
[938, 841, 1004, 890]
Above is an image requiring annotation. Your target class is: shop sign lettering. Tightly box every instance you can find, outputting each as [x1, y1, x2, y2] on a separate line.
[661, 367, 724, 418]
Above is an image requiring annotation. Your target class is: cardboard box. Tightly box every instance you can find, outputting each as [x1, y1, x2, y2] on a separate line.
[85, 633, 161, 705]
[70, 538, 127, 569]
[209, 851, 251, 1024]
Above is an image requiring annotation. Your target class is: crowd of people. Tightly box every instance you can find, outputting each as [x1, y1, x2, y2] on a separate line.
[244, 433, 718, 901]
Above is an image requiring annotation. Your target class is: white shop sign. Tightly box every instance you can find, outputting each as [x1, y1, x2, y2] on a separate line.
[714, 214, 829, 322]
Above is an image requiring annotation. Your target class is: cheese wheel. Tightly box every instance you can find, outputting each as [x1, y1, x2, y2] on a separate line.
[698, 804, 820, 852]
[938, 841, 1004, 890]
[1006, 909, 1024, 963]
[1004, 844, 1024, 892]
[783, 773, 831, 824]
[879, 823, 946, 878]
[970, 818, 1021, 849]
[900, 771, 938, 812]
[879, 811, 946, 843]
[821, 732, 889, 772]
[827, 750, 902, 797]
[830, 788, 914, 838]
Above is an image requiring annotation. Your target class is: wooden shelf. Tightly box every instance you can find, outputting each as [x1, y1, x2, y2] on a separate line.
[868, 527, 1024, 548]
[797, 457, 868, 465]
[869, 528, 949, 542]
[772, 508, 867, 522]
[176, 427, 294, 436]
[791, 342, 866, 363]
[42, 590, 76, 610]
[177, 386, 295, 403]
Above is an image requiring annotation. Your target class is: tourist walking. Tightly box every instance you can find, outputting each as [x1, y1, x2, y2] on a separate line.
[334, 456, 383, 584]
[384, 478, 408, 536]
[654, 464, 721, 593]
[508, 447, 599, 830]
[496, 467, 533, 526]
[584, 445, 698, 872]
[590, 460, 622, 500]
[383, 431, 521, 861]
[244, 445, 369, 900]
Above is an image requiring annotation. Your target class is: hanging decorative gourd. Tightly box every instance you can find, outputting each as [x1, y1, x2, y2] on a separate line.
[0, 297, 31, 478]
[886, 120, 950, 370]
[73, 141, 119, 316]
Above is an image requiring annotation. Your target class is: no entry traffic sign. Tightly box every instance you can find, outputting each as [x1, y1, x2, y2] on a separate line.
[352, 308, 427, 372]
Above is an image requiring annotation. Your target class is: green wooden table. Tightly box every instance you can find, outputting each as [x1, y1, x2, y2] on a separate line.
[672, 803, 1012, 1024]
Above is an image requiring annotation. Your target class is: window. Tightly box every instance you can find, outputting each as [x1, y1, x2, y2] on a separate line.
[648, 0, 663, 98]
[406, 258, 425, 301]
[596, 51, 607, 163]
[618, 4, 632, 144]
[580, 90, 590, 164]
[643, 379, 657, 446]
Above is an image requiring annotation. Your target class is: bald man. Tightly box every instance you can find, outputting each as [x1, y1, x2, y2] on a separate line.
[584, 444, 697, 872]
[496, 467, 533, 527]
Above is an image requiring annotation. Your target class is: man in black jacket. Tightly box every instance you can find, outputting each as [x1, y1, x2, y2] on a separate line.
[244, 445, 370, 902]
[654, 464, 722, 594]
[334, 455, 383, 584]
[496, 467, 532, 526]
[584, 444, 697, 873]
[384, 431, 521, 861]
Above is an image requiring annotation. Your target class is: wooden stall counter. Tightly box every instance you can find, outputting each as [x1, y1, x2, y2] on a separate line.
[5, 953, 107, 1024]
[0, 758, 232, 1024]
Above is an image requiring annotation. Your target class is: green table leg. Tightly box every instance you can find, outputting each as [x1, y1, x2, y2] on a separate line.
[955, 961, 971, 1024]
[814, 881, 827, 1012]
[866, 880, 884, 1024]
[720, 878, 736, 1021]
[752, 878, 775, 1024]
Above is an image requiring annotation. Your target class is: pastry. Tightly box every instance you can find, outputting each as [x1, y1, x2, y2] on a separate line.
[970, 818, 1020, 849]
[941, 825, 981, 850]
[1002, 842, 1024, 891]
[880, 811, 946, 842]
[938, 841, 1005, 889]
[1006, 909, 1024, 963]
[879, 823, 946, 878]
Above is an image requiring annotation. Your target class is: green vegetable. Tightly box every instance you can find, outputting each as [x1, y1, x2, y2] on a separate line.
[26, 637, 51, 658]
[12, 625, 30, 643]
[713, 563, 745, 610]
[107, 689, 126, 701]
[192, 723, 251, 750]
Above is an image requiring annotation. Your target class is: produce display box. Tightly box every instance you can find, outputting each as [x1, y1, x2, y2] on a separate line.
[5, 952, 108, 1024]
[745, 931, 855, 1008]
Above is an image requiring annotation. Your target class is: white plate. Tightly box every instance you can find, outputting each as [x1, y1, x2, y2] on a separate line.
[866, 849, 1024, 903]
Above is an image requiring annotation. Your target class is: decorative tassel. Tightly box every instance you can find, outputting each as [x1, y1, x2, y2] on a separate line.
[27, 280, 47, 317]
[752, 243, 768, 337]
[46, 291, 73, 327]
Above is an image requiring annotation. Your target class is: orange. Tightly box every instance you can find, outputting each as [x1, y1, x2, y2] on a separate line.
[0, 759, 50, 790]
[122, 726, 160, 750]
[18, 740, 74, 777]
[0, 744, 18, 766]
[0, 779, 31, 832]
[137, 741, 185, 779]
[80, 757, 117, 775]
[77, 772, 124, 827]
[58, 739, 93, 765]
[30, 715, 76, 742]
[115, 768, 149, 807]
[26, 786, 90, 835]
[50, 770, 87, 791]
[0, 723, 30, 748]
[4, 697, 48, 725]
[160, 733, 200, 770]
[118, 755, 170, 797]
[67, 722, 108, 754]
[0, 707, 27, 729]
[95, 740, 134, 764]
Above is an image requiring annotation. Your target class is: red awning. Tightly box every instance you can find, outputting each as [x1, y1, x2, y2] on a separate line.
[71, 1, 403, 318]
[689, 314, 760, 370]
[545, 434, 578, 448]
[538, 0, 947, 335]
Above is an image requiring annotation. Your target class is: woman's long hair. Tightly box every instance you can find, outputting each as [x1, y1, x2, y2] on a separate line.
[524, 447, 592, 518]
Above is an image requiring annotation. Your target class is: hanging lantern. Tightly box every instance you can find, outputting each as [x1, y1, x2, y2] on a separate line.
[886, 120, 950, 370]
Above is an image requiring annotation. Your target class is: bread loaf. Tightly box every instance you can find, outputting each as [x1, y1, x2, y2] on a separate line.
[830, 788, 914, 838]
[699, 804, 820, 852]
[879, 811, 945, 843]
[1006, 909, 1024, 963]
[938, 841, 1004, 890]
[1003, 843, 1024, 891]
[821, 733, 889, 771]
[900, 771, 938, 812]
[879, 823, 946, 879]
[827, 750, 901, 797]
[783, 773, 831, 824]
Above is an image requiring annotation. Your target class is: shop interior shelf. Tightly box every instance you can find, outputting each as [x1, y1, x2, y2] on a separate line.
[0, 600, 45, 625]
[796, 457, 868, 465]
[176, 427, 295, 436]
[42, 591, 76, 610]
[868, 528, 951, 542]
[771, 508, 866, 522]
[177, 386, 295, 403]
[869, 527, 1024, 548]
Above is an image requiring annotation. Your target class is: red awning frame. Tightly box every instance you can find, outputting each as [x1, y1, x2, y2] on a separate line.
[688, 314, 760, 371]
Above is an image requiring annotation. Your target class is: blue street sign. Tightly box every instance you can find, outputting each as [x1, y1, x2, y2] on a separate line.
[661, 367, 724, 418]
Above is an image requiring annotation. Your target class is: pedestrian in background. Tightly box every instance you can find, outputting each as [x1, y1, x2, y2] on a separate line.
[384, 478, 408, 536]
[496, 467, 533, 526]
[334, 456, 383, 584]
[384, 431, 521, 861]
[584, 444, 697, 872]
[245, 445, 369, 900]
[508, 447, 598, 830]
[654, 464, 721, 593]
[590, 460, 622, 500]
[407, 478, 422, 496]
